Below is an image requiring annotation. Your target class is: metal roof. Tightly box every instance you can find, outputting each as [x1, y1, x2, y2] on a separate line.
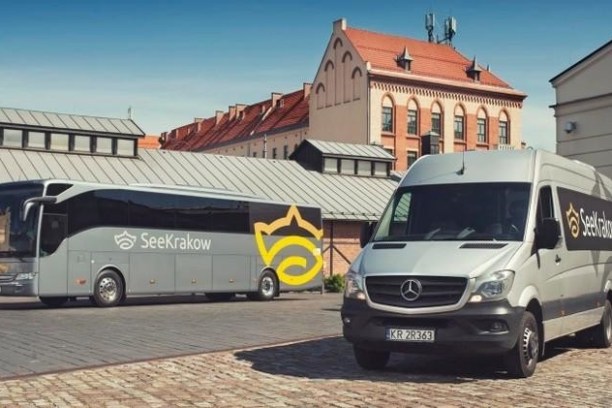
[0, 148, 397, 221]
[305, 139, 395, 160]
[0, 107, 145, 137]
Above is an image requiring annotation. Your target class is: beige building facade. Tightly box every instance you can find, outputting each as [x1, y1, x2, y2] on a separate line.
[551, 40, 612, 178]
[309, 19, 527, 170]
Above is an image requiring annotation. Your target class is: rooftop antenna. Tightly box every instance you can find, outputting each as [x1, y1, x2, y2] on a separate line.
[127, 106, 133, 120]
[425, 13, 435, 43]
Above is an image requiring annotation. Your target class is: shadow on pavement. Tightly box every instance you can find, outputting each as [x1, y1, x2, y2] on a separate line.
[235, 336, 524, 383]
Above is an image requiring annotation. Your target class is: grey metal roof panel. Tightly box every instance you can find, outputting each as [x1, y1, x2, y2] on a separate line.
[0, 148, 397, 221]
[307, 139, 394, 160]
[0, 107, 144, 136]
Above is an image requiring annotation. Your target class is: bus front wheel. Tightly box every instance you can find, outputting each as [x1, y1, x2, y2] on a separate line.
[91, 270, 124, 308]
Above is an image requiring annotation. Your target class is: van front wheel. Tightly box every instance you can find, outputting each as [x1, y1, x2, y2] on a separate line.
[353, 345, 390, 370]
[504, 311, 539, 378]
[593, 299, 612, 348]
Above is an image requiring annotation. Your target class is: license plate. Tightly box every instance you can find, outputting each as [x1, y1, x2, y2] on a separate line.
[386, 328, 435, 342]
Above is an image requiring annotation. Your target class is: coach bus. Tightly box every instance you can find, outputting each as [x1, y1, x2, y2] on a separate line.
[0, 179, 323, 307]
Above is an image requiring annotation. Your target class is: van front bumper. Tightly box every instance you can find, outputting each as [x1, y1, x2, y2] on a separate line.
[341, 298, 524, 355]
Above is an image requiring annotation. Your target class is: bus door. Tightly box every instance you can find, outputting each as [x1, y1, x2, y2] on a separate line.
[38, 205, 69, 295]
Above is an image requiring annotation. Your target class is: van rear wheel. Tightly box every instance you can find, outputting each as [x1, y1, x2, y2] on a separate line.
[353, 345, 390, 370]
[504, 311, 539, 378]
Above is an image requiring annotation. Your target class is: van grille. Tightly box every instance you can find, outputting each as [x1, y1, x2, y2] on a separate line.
[365, 275, 467, 308]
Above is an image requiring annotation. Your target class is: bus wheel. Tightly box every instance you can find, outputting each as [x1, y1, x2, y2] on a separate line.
[504, 311, 539, 378]
[92, 270, 124, 307]
[40, 297, 68, 308]
[247, 270, 277, 301]
[206, 292, 234, 302]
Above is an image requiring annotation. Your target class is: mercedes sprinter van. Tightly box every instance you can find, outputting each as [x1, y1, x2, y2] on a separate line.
[342, 149, 612, 377]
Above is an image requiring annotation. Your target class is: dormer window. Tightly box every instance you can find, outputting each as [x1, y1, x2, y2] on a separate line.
[396, 47, 413, 71]
[467, 56, 482, 82]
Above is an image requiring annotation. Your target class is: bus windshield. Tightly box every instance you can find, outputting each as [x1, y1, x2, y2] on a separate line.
[373, 182, 531, 242]
[0, 184, 43, 258]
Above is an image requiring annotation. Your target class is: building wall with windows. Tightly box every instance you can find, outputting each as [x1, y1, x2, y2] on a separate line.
[309, 19, 526, 170]
[205, 127, 308, 159]
[551, 40, 612, 178]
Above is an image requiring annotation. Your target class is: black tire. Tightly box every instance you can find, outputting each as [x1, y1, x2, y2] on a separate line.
[92, 270, 124, 308]
[353, 345, 390, 370]
[246, 270, 277, 301]
[206, 292, 235, 302]
[504, 311, 540, 378]
[591, 299, 612, 348]
[39, 296, 68, 308]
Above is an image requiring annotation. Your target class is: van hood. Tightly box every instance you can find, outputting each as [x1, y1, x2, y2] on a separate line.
[358, 241, 522, 279]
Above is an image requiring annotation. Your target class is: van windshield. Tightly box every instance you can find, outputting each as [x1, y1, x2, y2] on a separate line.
[373, 182, 531, 242]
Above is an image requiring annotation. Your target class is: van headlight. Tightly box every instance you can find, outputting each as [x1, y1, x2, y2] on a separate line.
[344, 269, 366, 300]
[469, 270, 514, 302]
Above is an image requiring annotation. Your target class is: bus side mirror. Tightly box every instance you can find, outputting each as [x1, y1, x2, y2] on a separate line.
[535, 218, 561, 250]
[21, 196, 57, 222]
[360, 222, 377, 248]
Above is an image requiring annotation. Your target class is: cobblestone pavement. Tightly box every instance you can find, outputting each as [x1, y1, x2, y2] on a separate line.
[0, 335, 609, 407]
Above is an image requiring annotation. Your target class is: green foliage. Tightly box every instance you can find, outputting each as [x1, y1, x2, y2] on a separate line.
[324, 274, 345, 293]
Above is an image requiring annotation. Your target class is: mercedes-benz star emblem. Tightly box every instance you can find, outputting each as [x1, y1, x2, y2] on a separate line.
[400, 279, 422, 302]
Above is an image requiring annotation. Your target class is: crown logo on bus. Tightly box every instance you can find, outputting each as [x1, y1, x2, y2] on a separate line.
[254, 205, 323, 286]
[565, 203, 580, 239]
[114, 230, 137, 250]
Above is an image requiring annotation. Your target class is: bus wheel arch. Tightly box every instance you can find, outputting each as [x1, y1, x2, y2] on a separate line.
[91, 268, 125, 307]
[247, 269, 278, 301]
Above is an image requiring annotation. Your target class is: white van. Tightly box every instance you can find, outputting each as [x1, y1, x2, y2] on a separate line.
[342, 149, 612, 378]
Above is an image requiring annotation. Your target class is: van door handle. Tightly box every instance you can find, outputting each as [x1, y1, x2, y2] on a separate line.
[555, 255, 561, 263]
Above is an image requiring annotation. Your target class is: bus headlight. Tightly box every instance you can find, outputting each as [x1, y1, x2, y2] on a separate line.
[15, 273, 35, 281]
[469, 270, 514, 302]
[344, 270, 366, 300]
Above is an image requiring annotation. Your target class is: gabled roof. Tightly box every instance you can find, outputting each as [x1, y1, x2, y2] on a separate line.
[292, 139, 394, 161]
[344, 27, 513, 89]
[0, 148, 396, 221]
[0, 107, 144, 137]
[162, 87, 310, 152]
[550, 39, 612, 84]
[138, 135, 161, 149]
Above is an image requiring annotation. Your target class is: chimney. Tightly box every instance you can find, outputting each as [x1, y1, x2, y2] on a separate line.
[333, 18, 347, 33]
[303, 82, 312, 98]
[271, 92, 283, 108]
[215, 110, 224, 125]
[228, 105, 237, 121]
[236, 103, 247, 119]
[193, 117, 204, 123]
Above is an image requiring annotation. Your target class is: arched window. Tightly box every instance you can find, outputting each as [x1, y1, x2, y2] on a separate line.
[454, 105, 465, 140]
[407, 99, 419, 135]
[477, 108, 488, 144]
[333, 39, 343, 105]
[431, 102, 443, 137]
[315, 83, 326, 109]
[324, 61, 334, 107]
[342, 52, 353, 103]
[382, 96, 394, 133]
[499, 111, 510, 145]
[352, 68, 362, 101]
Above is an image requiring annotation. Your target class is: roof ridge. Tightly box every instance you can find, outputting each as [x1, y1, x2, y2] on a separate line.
[346, 26, 438, 48]
[0, 106, 134, 122]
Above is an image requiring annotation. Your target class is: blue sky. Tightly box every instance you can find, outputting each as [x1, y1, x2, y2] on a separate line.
[1, 1, 611, 151]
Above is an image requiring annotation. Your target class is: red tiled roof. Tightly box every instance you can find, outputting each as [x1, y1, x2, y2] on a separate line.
[162, 89, 309, 152]
[344, 27, 511, 88]
[138, 135, 161, 149]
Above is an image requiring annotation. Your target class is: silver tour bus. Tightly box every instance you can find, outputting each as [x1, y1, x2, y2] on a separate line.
[0, 179, 324, 307]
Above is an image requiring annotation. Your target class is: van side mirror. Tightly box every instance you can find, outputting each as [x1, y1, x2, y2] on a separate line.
[360, 222, 377, 248]
[535, 218, 561, 250]
[21, 196, 57, 222]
